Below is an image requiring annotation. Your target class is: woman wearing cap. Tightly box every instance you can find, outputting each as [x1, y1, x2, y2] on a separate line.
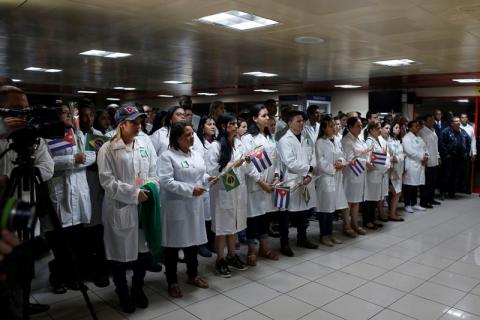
[97, 106, 158, 313]
[158, 122, 214, 298]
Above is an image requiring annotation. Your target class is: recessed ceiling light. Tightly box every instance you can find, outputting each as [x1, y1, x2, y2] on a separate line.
[456, 99, 469, 103]
[113, 86, 125, 90]
[254, 89, 278, 93]
[295, 36, 324, 44]
[163, 80, 185, 84]
[77, 90, 97, 94]
[197, 92, 218, 96]
[80, 50, 131, 58]
[334, 85, 362, 89]
[243, 71, 278, 77]
[12, 79, 22, 82]
[44, 69, 62, 73]
[196, 10, 278, 31]
[158, 94, 174, 98]
[106, 97, 120, 101]
[24, 67, 62, 72]
[123, 87, 136, 91]
[452, 78, 480, 83]
[373, 59, 415, 67]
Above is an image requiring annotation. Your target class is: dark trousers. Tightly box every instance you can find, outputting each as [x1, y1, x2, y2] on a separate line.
[111, 252, 148, 293]
[83, 224, 108, 278]
[362, 201, 376, 225]
[461, 157, 473, 194]
[164, 246, 198, 286]
[403, 185, 418, 207]
[246, 214, 268, 243]
[204, 221, 215, 248]
[317, 212, 333, 236]
[442, 156, 463, 197]
[420, 166, 438, 206]
[279, 210, 309, 247]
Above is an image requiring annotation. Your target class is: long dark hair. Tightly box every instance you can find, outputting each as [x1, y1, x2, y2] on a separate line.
[149, 110, 167, 135]
[197, 115, 215, 147]
[389, 121, 402, 142]
[318, 116, 333, 139]
[169, 122, 191, 151]
[216, 112, 237, 172]
[247, 105, 271, 138]
[164, 106, 184, 131]
[343, 116, 360, 136]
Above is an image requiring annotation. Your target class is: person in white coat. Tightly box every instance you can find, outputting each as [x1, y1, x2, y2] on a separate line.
[303, 105, 321, 143]
[460, 113, 476, 194]
[341, 117, 370, 237]
[419, 114, 441, 208]
[315, 116, 348, 247]
[402, 120, 429, 213]
[158, 122, 212, 298]
[241, 105, 279, 266]
[386, 122, 405, 221]
[205, 112, 250, 277]
[97, 106, 157, 313]
[277, 110, 319, 257]
[363, 122, 389, 230]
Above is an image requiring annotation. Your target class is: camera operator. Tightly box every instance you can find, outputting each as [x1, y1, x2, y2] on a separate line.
[0, 85, 54, 319]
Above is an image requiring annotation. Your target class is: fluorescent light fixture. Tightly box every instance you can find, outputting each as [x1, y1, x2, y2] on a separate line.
[163, 80, 185, 84]
[123, 87, 136, 91]
[24, 67, 62, 72]
[373, 59, 415, 67]
[158, 94, 174, 98]
[197, 10, 278, 31]
[197, 92, 218, 96]
[243, 71, 278, 77]
[12, 79, 22, 82]
[106, 97, 120, 101]
[334, 84, 362, 89]
[295, 36, 324, 44]
[113, 86, 125, 90]
[452, 78, 480, 83]
[79, 50, 131, 58]
[77, 90, 97, 94]
[254, 89, 278, 93]
[456, 99, 469, 103]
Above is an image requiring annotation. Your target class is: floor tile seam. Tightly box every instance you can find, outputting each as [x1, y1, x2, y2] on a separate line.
[281, 266, 336, 282]
[408, 288, 470, 309]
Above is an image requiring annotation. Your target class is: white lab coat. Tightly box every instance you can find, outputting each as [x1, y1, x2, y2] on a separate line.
[241, 133, 277, 217]
[379, 135, 391, 197]
[158, 148, 208, 248]
[364, 137, 389, 201]
[402, 132, 427, 186]
[341, 132, 369, 203]
[150, 127, 203, 157]
[303, 120, 320, 145]
[277, 129, 317, 212]
[201, 140, 213, 221]
[387, 137, 405, 194]
[461, 123, 477, 156]
[419, 127, 440, 167]
[206, 139, 248, 235]
[315, 137, 348, 213]
[97, 136, 158, 262]
[45, 131, 96, 230]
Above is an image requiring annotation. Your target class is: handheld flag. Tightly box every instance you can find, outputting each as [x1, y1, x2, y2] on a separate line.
[47, 128, 76, 153]
[249, 148, 272, 173]
[274, 186, 290, 209]
[348, 159, 365, 176]
[221, 168, 240, 192]
[86, 134, 111, 151]
[371, 151, 387, 166]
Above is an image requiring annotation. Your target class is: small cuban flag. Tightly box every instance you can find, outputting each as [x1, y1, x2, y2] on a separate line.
[250, 148, 272, 173]
[47, 128, 76, 153]
[274, 186, 290, 209]
[348, 159, 365, 176]
[221, 168, 240, 192]
[86, 134, 111, 152]
[371, 151, 387, 166]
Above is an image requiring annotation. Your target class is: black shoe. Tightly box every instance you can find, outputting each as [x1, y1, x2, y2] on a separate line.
[425, 204, 434, 209]
[215, 259, 231, 278]
[116, 288, 136, 313]
[198, 244, 213, 258]
[281, 245, 294, 257]
[378, 217, 389, 222]
[94, 273, 110, 288]
[440, 193, 445, 201]
[296, 239, 318, 249]
[364, 223, 378, 230]
[431, 200, 441, 205]
[146, 262, 163, 273]
[373, 222, 384, 228]
[51, 283, 67, 294]
[226, 254, 248, 271]
[268, 225, 280, 238]
[28, 303, 50, 315]
[131, 288, 149, 309]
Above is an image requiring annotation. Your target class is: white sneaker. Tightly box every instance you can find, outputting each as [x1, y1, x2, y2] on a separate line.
[413, 205, 426, 211]
[404, 206, 414, 213]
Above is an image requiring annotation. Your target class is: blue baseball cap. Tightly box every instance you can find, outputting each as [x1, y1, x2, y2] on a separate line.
[114, 103, 146, 123]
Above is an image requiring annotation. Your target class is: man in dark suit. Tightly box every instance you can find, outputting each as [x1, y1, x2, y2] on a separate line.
[433, 109, 448, 137]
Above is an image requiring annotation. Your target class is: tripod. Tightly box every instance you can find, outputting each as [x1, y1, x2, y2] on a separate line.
[0, 139, 98, 320]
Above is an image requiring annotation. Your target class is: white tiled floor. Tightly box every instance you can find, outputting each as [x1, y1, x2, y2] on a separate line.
[31, 194, 480, 320]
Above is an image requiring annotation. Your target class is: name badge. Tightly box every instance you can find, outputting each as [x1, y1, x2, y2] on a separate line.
[181, 160, 189, 168]
[139, 147, 148, 159]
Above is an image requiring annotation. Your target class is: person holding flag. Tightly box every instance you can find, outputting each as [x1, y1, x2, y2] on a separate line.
[341, 117, 370, 237]
[315, 116, 348, 246]
[241, 105, 279, 266]
[205, 112, 250, 278]
[277, 110, 319, 257]
[364, 122, 389, 230]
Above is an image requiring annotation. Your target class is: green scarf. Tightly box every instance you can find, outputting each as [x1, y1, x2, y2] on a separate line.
[139, 182, 162, 260]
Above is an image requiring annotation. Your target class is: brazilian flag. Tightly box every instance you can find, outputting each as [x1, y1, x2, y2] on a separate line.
[221, 168, 240, 192]
[86, 134, 111, 151]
